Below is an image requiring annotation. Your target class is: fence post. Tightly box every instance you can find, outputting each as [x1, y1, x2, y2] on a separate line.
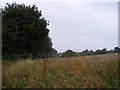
[43, 57, 46, 76]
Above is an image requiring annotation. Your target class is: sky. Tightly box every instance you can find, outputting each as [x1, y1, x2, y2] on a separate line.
[0, 0, 118, 52]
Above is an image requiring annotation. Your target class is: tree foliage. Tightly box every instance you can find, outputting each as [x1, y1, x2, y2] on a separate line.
[2, 3, 53, 60]
[61, 50, 77, 57]
[60, 47, 119, 58]
[114, 47, 120, 53]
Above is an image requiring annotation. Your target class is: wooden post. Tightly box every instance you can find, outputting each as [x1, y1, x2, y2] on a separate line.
[43, 57, 46, 75]
[43, 53, 49, 77]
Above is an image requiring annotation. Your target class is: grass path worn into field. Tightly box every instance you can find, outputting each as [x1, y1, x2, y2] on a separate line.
[2, 53, 118, 88]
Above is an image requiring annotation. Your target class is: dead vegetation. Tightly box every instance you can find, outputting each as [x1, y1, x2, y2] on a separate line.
[2, 53, 118, 88]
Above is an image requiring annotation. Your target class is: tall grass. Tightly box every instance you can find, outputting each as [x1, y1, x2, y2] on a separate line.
[2, 53, 118, 88]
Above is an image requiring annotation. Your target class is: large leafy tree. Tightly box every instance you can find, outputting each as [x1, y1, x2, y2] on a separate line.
[2, 3, 53, 60]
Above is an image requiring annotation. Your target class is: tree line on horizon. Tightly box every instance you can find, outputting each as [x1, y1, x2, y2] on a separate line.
[59, 47, 120, 58]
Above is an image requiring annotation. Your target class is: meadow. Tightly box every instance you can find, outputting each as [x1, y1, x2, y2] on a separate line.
[2, 53, 119, 88]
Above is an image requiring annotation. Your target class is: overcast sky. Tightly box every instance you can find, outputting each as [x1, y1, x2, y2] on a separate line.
[0, 1, 118, 52]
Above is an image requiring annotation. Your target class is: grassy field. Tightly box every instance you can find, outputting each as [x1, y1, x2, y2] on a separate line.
[2, 53, 119, 88]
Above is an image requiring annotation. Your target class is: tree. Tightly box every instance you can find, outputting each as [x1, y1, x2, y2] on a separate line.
[2, 3, 53, 60]
[100, 48, 107, 54]
[89, 50, 94, 55]
[80, 49, 89, 56]
[114, 47, 120, 53]
[95, 49, 101, 55]
[61, 50, 77, 57]
[50, 48, 58, 58]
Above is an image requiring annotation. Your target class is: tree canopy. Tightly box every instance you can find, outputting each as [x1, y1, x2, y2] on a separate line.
[61, 50, 77, 57]
[2, 3, 53, 60]
[60, 47, 120, 58]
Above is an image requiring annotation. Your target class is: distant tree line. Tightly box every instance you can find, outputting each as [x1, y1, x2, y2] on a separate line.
[59, 47, 120, 58]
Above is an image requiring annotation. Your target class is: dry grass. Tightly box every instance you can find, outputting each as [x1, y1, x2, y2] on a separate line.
[2, 53, 119, 88]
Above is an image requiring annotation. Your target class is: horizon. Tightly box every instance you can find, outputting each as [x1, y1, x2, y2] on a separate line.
[58, 46, 118, 53]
